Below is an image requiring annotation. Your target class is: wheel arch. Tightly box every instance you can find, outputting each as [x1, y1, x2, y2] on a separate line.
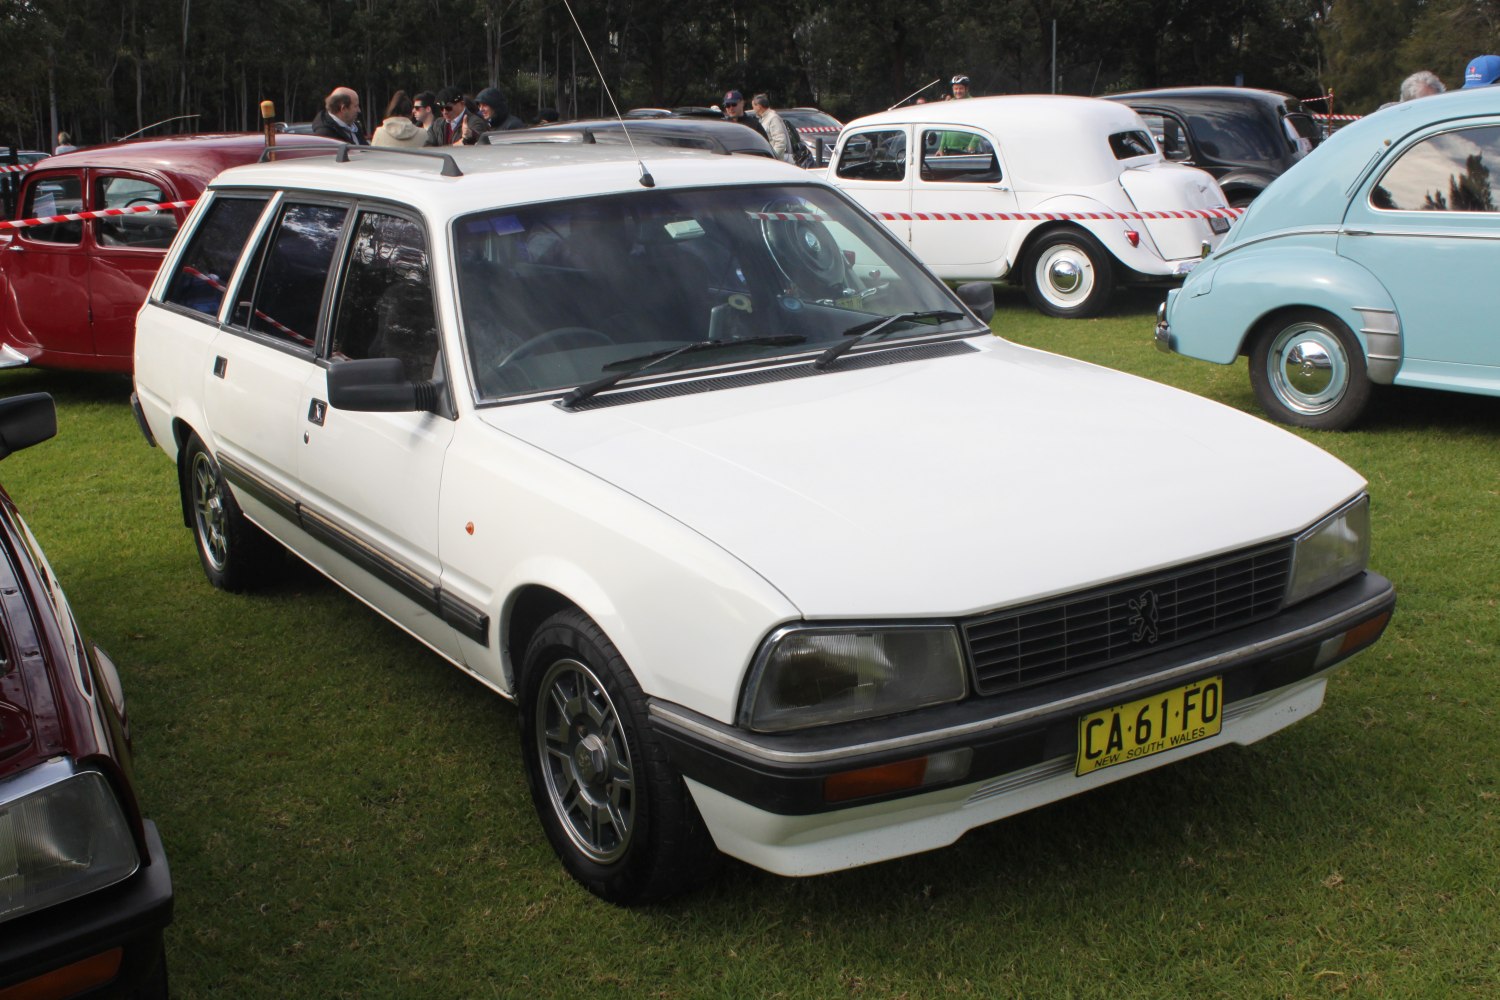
[502, 583, 580, 692]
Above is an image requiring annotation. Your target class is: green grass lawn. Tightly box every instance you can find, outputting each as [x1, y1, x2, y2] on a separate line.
[3, 289, 1497, 998]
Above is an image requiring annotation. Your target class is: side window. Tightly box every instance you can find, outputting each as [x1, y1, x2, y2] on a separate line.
[836, 129, 907, 182]
[1371, 125, 1500, 212]
[94, 175, 179, 249]
[330, 211, 439, 381]
[231, 202, 348, 350]
[20, 174, 82, 244]
[1139, 114, 1189, 161]
[1108, 130, 1157, 159]
[162, 195, 269, 317]
[919, 129, 1001, 183]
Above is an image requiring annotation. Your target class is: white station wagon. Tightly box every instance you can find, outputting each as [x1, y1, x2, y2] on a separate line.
[827, 96, 1232, 317]
[131, 142, 1393, 904]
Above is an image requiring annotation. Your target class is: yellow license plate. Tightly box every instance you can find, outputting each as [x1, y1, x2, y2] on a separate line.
[1076, 676, 1223, 776]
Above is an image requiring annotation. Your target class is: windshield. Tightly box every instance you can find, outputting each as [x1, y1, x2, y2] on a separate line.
[454, 183, 980, 403]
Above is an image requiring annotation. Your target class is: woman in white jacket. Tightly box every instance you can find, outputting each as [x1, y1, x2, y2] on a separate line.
[372, 91, 430, 148]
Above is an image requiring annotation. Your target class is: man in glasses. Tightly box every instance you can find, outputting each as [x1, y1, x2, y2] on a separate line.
[721, 89, 767, 140]
[412, 91, 439, 145]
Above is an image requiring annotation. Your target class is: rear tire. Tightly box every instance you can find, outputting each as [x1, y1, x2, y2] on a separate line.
[182, 433, 281, 591]
[519, 608, 716, 904]
[1025, 229, 1114, 318]
[1248, 309, 1371, 430]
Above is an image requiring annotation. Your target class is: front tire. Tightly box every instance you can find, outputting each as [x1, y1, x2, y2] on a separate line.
[182, 434, 281, 591]
[1248, 310, 1371, 430]
[520, 609, 715, 904]
[1025, 229, 1115, 318]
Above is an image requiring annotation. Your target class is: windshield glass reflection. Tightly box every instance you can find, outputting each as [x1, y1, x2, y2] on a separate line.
[453, 184, 979, 402]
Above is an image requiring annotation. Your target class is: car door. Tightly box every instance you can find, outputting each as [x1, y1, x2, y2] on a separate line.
[832, 126, 911, 245]
[1340, 121, 1500, 384]
[202, 197, 349, 538]
[909, 126, 1016, 272]
[2, 170, 91, 362]
[87, 170, 182, 365]
[298, 206, 461, 661]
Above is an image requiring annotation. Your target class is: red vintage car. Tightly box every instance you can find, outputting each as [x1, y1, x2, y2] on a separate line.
[0, 393, 173, 997]
[0, 133, 340, 374]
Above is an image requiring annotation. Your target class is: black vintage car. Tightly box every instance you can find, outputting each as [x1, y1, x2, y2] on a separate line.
[1104, 87, 1322, 207]
[483, 116, 777, 157]
[0, 393, 173, 998]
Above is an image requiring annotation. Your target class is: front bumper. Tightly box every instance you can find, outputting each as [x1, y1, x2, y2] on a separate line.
[1154, 300, 1174, 352]
[0, 819, 174, 997]
[652, 571, 1394, 875]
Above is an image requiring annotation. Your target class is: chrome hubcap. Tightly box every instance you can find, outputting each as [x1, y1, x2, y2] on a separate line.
[190, 452, 229, 571]
[1268, 322, 1348, 415]
[1036, 244, 1094, 308]
[536, 658, 635, 863]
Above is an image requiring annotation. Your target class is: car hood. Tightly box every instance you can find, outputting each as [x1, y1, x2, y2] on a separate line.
[481, 338, 1365, 618]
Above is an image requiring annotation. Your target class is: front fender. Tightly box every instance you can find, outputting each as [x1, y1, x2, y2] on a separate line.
[1165, 242, 1398, 366]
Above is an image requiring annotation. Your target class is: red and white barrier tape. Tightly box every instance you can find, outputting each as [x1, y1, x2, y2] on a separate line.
[1311, 113, 1361, 122]
[0, 163, 34, 174]
[180, 265, 307, 344]
[0, 199, 196, 231]
[795, 125, 841, 134]
[750, 207, 1244, 223]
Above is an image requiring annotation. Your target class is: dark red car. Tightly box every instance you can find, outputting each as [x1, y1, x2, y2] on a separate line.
[0, 393, 172, 998]
[0, 133, 340, 374]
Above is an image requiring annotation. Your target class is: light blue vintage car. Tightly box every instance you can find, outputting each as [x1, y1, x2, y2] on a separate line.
[1155, 86, 1500, 428]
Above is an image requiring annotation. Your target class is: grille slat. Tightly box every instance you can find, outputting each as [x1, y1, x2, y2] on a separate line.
[963, 543, 1292, 697]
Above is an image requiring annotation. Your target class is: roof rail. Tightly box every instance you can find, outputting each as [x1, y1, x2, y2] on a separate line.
[484, 129, 595, 146]
[332, 144, 464, 177]
[256, 145, 342, 164]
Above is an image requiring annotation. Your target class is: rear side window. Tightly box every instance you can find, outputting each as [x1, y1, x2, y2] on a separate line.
[837, 129, 907, 182]
[162, 196, 269, 317]
[1109, 130, 1157, 159]
[20, 175, 82, 244]
[1371, 125, 1500, 212]
[919, 130, 1001, 183]
[231, 202, 349, 349]
[94, 175, 178, 249]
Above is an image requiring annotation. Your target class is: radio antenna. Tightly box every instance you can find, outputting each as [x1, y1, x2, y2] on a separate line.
[558, 0, 654, 188]
[888, 79, 941, 110]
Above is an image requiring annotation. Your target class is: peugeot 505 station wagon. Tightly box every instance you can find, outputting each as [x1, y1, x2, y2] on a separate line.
[131, 143, 1394, 904]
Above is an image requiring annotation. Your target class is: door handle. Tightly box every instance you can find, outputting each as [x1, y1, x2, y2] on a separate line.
[212, 356, 227, 378]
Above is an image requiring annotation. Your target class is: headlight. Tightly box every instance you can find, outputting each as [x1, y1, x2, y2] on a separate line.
[742, 626, 967, 733]
[1286, 494, 1370, 606]
[0, 760, 140, 924]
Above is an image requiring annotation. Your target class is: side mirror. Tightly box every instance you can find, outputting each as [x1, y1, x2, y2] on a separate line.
[327, 358, 435, 413]
[955, 281, 996, 324]
[0, 393, 57, 459]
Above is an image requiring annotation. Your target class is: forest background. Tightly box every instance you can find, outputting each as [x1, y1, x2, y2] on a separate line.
[2, 0, 1497, 151]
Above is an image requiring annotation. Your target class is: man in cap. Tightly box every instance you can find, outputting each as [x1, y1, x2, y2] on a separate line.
[722, 90, 767, 140]
[1462, 55, 1500, 88]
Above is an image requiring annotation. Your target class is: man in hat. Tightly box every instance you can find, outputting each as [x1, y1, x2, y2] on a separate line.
[1462, 55, 1500, 88]
[722, 90, 767, 140]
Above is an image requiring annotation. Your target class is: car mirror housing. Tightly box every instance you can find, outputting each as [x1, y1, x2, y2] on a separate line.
[955, 281, 996, 323]
[0, 393, 57, 460]
[326, 358, 437, 413]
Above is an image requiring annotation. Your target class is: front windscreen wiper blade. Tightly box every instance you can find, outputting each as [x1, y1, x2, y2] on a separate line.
[559, 335, 807, 409]
[813, 310, 966, 370]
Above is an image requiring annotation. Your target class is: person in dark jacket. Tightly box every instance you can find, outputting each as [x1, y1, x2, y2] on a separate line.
[310, 87, 368, 144]
[721, 89, 766, 140]
[474, 86, 525, 136]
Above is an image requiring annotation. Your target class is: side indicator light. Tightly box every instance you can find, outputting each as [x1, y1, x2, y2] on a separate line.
[823, 749, 972, 803]
[0, 948, 122, 1000]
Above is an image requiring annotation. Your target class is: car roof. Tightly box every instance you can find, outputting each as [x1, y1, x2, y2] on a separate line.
[1107, 87, 1300, 109]
[208, 142, 809, 220]
[1223, 86, 1500, 238]
[840, 94, 1160, 185]
[31, 132, 342, 192]
[486, 117, 775, 156]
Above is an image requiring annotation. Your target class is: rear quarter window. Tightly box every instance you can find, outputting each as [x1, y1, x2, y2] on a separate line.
[162, 195, 271, 317]
[1109, 130, 1157, 159]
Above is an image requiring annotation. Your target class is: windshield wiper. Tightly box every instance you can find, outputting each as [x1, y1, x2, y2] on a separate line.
[813, 310, 966, 370]
[559, 335, 807, 409]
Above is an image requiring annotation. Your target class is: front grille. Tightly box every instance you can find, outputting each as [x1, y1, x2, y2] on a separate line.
[962, 542, 1293, 697]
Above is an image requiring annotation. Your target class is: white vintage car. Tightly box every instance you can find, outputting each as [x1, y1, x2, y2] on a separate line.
[827, 96, 1232, 317]
[131, 142, 1392, 904]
